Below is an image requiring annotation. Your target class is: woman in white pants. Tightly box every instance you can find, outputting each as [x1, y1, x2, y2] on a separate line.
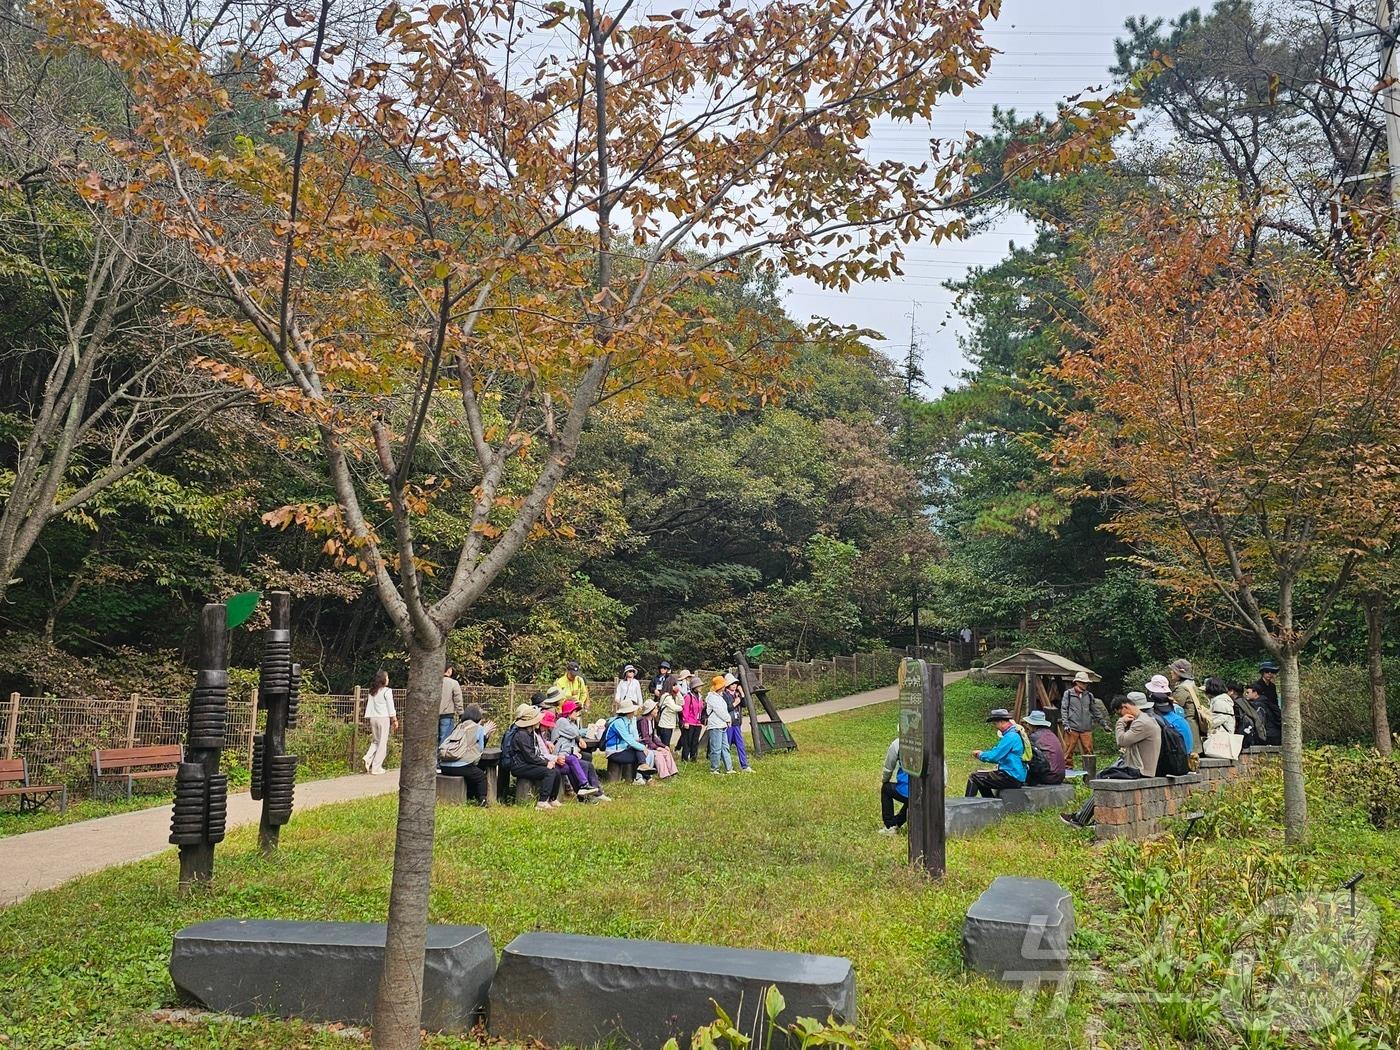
[362, 670, 398, 774]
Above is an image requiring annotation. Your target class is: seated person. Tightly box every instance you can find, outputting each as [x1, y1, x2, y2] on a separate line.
[437, 703, 495, 804]
[507, 704, 564, 810]
[604, 699, 656, 783]
[637, 699, 678, 779]
[542, 710, 608, 801]
[1061, 694, 1161, 827]
[879, 737, 909, 834]
[965, 708, 1027, 798]
[1022, 709, 1066, 785]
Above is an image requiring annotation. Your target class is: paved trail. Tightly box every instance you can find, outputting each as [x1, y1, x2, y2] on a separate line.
[0, 670, 965, 906]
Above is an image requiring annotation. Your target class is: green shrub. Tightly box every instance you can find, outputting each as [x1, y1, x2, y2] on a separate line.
[1306, 747, 1400, 831]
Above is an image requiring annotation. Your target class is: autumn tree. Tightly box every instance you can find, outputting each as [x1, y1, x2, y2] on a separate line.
[33, 0, 1146, 1042]
[1054, 206, 1400, 843]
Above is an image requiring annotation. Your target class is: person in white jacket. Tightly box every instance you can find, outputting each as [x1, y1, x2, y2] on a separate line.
[362, 669, 398, 774]
[613, 664, 644, 712]
[704, 675, 733, 774]
[1204, 676, 1236, 733]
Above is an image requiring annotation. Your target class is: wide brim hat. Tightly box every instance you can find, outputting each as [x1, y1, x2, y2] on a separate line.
[623, 664, 637, 674]
[1145, 675, 1171, 694]
[540, 711, 557, 728]
[1126, 691, 1148, 705]
[641, 699, 658, 714]
[615, 699, 639, 714]
[1025, 710, 1051, 727]
[561, 700, 582, 716]
[514, 704, 543, 727]
[541, 686, 564, 707]
[1072, 671, 1092, 684]
[984, 708, 1013, 723]
[723, 672, 739, 686]
[710, 675, 727, 691]
[678, 669, 693, 679]
[1170, 659, 1192, 676]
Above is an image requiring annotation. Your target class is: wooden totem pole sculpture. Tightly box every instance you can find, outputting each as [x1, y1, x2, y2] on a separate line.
[171, 603, 230, 889]
[251, 591, 299, 853]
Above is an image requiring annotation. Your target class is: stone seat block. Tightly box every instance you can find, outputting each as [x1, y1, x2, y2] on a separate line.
[1089, 775, 1167, 792]
[996, 784, 1077, 814]
[944, 797, 1004, 838]
[170, 919, 493, 1032]
[489, 931, 854, 1050]
[962, 876, 1075, 984]
[436, 772, 467, 804]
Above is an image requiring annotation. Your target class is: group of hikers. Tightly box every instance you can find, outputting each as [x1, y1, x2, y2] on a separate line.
[878, 658, 1286, 833]
[414, 659, 756, 809]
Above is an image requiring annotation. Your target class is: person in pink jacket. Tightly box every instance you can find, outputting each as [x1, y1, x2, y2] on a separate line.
[680, 675, 704, 762]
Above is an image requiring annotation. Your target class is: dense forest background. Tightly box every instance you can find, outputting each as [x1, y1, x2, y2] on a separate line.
[3, 0, 1397, 721]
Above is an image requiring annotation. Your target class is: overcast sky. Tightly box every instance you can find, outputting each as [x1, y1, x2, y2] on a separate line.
[780, 0, 1193, 391]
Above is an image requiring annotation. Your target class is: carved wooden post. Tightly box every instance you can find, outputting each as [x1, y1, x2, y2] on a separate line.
[253, 591, 298, 854]
[171, 604, 230, 890]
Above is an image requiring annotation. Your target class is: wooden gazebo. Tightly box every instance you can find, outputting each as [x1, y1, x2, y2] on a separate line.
[981, 648, 1101, 721]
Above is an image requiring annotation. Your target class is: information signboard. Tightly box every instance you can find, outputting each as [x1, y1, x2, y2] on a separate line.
[898, 658, 926, 776]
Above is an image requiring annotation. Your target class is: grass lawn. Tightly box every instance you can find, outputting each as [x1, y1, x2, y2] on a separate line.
[1, 678, 1395, 1049]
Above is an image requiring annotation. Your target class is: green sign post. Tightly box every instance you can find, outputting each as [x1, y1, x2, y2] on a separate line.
[901, 658, 946, 877]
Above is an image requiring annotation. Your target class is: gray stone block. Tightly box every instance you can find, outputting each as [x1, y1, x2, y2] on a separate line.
[997, 784, 1077, 814]
[1165, 773, 1201, 787]
[962, 876, 1075, 984]
[436, 773, 467, 804]
[490, 932, 854, 1049]
[170, 919, 493, 1032]
[945, 797, 1005, 837]
[1089, 775, 1167, 792]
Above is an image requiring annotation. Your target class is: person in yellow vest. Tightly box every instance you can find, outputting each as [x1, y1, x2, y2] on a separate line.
[553, 660, 590, 711]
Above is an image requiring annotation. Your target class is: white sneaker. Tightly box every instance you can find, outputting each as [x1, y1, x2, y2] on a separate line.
[579, 787, 600, 797]
[598, 794, 614, 802]
[536, 802, 553, 811]
[711, 770, 724, 775]
[634, 774, 646, 785]
[370, 768, 385, 775]
[741, 767, 755, 773]
[363, 756, 371, 773]
[878, 826, 897, 835]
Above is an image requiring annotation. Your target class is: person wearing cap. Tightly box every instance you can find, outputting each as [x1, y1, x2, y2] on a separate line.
[506, 704, 564, 809]
[658, 677, 684, 749]
[553, 661, 590, 712]
[680, 676, 705, 762]
[965, 708, 1027, 797]
[637, 699, 679, 779]
[1061, 694, 1160, 827]
[722, 673, 754, 773]
[1250, 662, 1282, 745]
[605, 698, 656, 783]
[705, 674, 734, 774]
[1022, 710, 1065, 785]
[614, 665, 644, 711]
[1168, 659, 1210, 755]
[651, 661, 672, 701]
[1059, 671, 1109, 765]
[439, 666, 464, 747]
[1146, 674, 1195, 753]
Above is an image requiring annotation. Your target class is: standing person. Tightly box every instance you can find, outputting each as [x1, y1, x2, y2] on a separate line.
[554, 660, 590, 711]
[614, 664, 645, 712]
[507, 704, 563, 809]
[651, 660, 672, 701]
[439, 666, 464, 746]
[705, 675, 734, 774]
[637, 699, 679, 779]
[658, 677, 684, 749]
[1059, 672, 1109, 765]
[965, 708, 1027, 797]
[438, 704, 495, 804]
[681, 676, 705, 762]
[361, 670, 398, 775]
[1250, 662, 1283, 745]
[1168, 659, 1210, 755]
[1061, 694, 1161, 828]
[1022, 710, 1065, 785]
[878, 738, 909, 834]
[723, 673, 754, 773]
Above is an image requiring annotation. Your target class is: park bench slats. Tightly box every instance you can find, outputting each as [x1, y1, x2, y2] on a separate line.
[0, 757, 68, 813]
[91, 744, 183, 798]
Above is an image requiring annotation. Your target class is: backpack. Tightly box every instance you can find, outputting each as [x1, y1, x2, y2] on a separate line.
[1016, 725, 1052, 784]
[439, 720, 484, 765]
[499, 724, 519, 771]
[1151, 713, 1190, 777]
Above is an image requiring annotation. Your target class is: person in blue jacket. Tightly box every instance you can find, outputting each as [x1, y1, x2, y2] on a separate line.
[1146, 674, 1194, 752]
[965, 708, 1027, 798]
[879, 738, 910, 833]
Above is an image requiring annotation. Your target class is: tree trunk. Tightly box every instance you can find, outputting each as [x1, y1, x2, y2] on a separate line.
[1279, 647, 1307, 845]
[372, 640, 446, 1050]
[1363, 594, 1392, 757]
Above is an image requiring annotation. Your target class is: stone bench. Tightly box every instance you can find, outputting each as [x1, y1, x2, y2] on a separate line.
[962, 876, 1074, 984]
[944, 797, 1004, 838]
[996, 784, 1077, 815]
[605, 754, 638, 782]
[170, 919, 493, 1032]
[489, 932, 855, 1049]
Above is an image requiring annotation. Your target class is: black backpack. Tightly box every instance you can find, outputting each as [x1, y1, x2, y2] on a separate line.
[1150, 713, 1190, 777]
[499, 724, 519, 772]
[1025, 732, 1053, 785]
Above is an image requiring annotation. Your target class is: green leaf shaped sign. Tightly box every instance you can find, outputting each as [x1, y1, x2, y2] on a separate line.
[746, 644, 767, 660]
[225, 590, 261, 629]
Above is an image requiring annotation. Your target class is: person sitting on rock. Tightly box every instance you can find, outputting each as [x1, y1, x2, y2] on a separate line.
[1022, 709, 1065, 785]
[604, 698, 656, 784]
[636, 699, 679, 779]
[879, 737, 910, 834]
[965, 708, 1026, 798]
[507, 704, 564, 810]
[1061, 693, 1161, 828]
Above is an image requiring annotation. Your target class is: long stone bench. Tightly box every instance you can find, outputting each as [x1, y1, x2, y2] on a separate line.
[170, 919, 494, 1031]
[962, 876, 1074, 984]
[995, 784, 1076, 814]
[489, 932, 855, 1049]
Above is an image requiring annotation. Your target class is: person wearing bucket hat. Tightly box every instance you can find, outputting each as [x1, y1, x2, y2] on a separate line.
[541, 710, 606, 801]
[1059, 670, 1109, 765]
[1022, 709, 1065, 785]
[506, 704, 564, 809]
[658, 676, 685, 750]
[965, 708, 1027, 798]
[553, 660, 590, 712]
[704, 675, 734, 774]
[614, 664, 644, 711]
[604, 697, 657, 783]
[636, 699, 679, 779]
[537, 685, 565, 710]
[680, 676, 705, 762]
[722, 673, 754, 772]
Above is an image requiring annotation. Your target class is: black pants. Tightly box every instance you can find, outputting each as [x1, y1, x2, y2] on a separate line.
[881, 783, 908, 828]
[514, 766, 560, 801]
[455, 764, 488, 804]
[965, 770, 1024, 798]
[681, 725, 702, 761]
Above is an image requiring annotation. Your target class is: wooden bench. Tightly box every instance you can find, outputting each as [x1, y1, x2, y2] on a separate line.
[0, 758, 67, 814]
[91, 744, 183, 799]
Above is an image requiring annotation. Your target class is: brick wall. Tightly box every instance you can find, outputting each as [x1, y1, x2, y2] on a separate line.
[1090, 746, 1280, 841]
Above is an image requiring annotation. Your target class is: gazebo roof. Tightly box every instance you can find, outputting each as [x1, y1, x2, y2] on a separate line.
[981, 648, 1100, 682]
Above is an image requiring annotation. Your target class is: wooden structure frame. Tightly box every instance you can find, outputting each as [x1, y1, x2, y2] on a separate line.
[980, 648, 1100, 721]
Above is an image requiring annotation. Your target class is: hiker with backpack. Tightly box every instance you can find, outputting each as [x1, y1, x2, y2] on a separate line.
[1021, 710, 1065, 785]
[1145, 675, 1195, 755]
[1059, 671, 1110, 766]
[965, 708, 1027, 798]
[438, 703, 496, 804]
[1061, 694, 1162, 828]
[1143, 678, 1193, 776]
[1168, 659, 1210, 755]
[1249, 663, 1283, 745]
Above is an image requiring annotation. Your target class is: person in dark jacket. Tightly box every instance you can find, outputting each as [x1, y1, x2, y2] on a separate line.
[507, 704, 563, 809]
[1250, 662, 1282, 744]
[1226, 681, 1260, 750]
[1022, 710, 1065, 785]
